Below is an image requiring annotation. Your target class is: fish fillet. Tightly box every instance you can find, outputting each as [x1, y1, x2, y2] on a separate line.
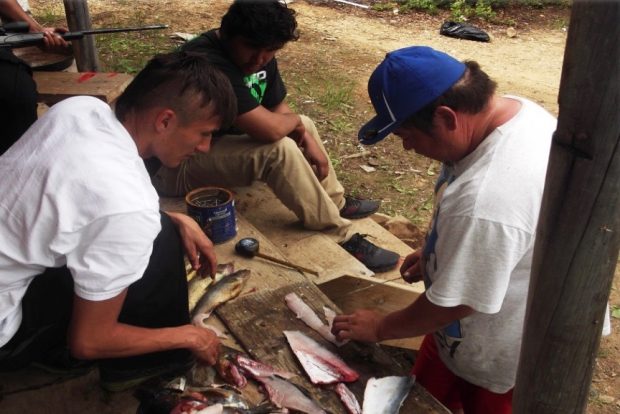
[284, 330, 359, 385]
[235, 354, 296, 380]
[285, 292, 347, 346]
[336, 383, 362, 414]
[254, 375, 326, 414]
[362, 375, 415, 414]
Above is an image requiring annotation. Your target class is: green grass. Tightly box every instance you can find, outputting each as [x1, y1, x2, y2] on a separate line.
[318, 81, 355, 113]
[96, 32, 172, 73]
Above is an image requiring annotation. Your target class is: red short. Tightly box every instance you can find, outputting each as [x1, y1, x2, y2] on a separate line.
[412, 334, 513, 414]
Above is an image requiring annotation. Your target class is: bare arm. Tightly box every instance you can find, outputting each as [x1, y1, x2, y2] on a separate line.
[0, 0, 68, 49]
[165, 211, 217, 278]
[68, 291, 219, 365]
[234, 102, 303, 143]
[331, 293, 474, 343]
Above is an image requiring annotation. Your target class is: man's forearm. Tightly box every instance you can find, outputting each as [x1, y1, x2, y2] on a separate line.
[69, 321, 201, 360]
[0, 0, 43, 31]
[377, 293, 474, 341]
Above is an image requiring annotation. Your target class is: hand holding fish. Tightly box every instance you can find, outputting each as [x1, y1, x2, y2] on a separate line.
[187, 324, 221, 365]
[400, 248, 424, 283]
[166, 211, 217, 278]
[331, 309, 384, 342]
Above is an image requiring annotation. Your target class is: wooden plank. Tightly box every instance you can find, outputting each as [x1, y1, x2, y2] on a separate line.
[217, 281, 449, 414]
[33, 72, 132, 105]
[234, 182, 415, 281]
[318, 274, 424, 350]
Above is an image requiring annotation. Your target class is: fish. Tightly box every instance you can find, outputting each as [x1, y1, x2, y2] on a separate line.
[235, 354, 297, 380]
[253, 375, 326, 414]
[191, 269, 250, 328]
[216, 355, 248, 389]
[283, 330, 359, 385]
[285, 292, 347, 347]
[335, 383, 362, 414]
[138, 384, 273, 414]
[361, 375, 415, 414]
[188, 262, 235, 313]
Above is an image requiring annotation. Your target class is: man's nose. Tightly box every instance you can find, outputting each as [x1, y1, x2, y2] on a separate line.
[196, 137, 212, 153]
[253, 50, 271, 66]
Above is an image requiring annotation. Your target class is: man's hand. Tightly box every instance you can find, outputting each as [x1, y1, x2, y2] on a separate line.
[37, 27, 70, 52]
[166, 211, 217, 278]
[400, 248, 424, 283]
[296, 129, 330, 181]
[331, 309, 383, 343]
[186, 325, 220, 365]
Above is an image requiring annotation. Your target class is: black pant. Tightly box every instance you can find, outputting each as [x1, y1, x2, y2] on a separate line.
[0, 213, 191, 372]
[0, 51, 37, 155]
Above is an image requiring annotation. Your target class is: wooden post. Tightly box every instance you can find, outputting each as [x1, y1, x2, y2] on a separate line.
[513, 1, 620, 413]
[62, 0, 99, 71]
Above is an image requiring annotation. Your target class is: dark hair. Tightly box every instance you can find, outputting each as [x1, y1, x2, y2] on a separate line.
[115, 51, 237, 129]
[220, 0, 299, 48]
[403, 61, 497, 133]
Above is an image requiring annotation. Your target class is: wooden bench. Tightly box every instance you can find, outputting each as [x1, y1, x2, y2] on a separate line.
[33, 71, 133, 106]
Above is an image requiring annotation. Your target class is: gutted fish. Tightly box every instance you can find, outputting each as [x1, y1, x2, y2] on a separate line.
[284, 330, 359, 384]
[254, 375, 326, 414]
[192, 269, 250, 328]
[336, 383, 362, 414]
[235, 354, 297, 380]
[188, 262, 235, 312]
[362, 375, 415, 414]
[285, 292, 347, 347]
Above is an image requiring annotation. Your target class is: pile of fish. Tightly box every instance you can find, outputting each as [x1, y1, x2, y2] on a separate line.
[135, 382, 277, 414]
[283, 292, 416, 414]
[180, 266, 417, 413]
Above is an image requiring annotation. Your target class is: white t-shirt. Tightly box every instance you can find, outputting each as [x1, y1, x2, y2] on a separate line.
[0, 96, 161, 347]
[422, 96, 556, 393]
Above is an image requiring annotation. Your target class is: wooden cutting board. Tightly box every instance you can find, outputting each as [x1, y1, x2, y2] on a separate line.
[216, 281, 449, 413]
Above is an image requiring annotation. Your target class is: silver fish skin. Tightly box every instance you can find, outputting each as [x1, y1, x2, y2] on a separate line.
[192, 269, 250, 327]
[188, 262, 235, 312]
[362, 375, 415, 414]
[235, 354, 297, 380]
[254, 375, 326, 414]
[336, 383, 362, 414]
[284, 330, 359, 384]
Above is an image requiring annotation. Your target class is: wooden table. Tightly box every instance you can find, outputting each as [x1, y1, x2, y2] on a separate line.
[33, 71, 133, 106]
[217, 280, 450, 413]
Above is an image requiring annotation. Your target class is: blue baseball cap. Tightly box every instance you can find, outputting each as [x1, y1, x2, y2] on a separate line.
[358, 46, 466, 145]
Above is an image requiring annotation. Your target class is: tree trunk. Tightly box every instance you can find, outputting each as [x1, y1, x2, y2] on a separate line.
[513, 1, 620, 413]
[63, 0, 99, 71]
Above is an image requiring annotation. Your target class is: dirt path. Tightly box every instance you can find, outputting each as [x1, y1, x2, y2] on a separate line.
[290, 2, 566, 115]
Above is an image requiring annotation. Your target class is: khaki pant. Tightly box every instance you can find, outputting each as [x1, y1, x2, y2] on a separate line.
[152, 116, 352, 242]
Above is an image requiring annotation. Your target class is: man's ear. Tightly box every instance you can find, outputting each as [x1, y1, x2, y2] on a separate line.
[434, 106, 458, 131]
[154, 109, 176, 133]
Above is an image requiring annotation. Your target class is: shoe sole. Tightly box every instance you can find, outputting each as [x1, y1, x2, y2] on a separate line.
[367, 263, 398, 273]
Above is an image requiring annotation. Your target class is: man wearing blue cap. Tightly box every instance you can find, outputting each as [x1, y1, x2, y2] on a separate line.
[332, 46, 557, 413]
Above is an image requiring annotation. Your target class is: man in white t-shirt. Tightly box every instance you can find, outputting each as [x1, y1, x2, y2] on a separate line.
[0, 51, 237, 391]
[331, 46, 556, 413]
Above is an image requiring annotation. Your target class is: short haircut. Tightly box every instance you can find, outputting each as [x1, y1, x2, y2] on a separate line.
[115, 51, 237, 128]
[402, 61, 497, 133]
[220, 0, 299, 48]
